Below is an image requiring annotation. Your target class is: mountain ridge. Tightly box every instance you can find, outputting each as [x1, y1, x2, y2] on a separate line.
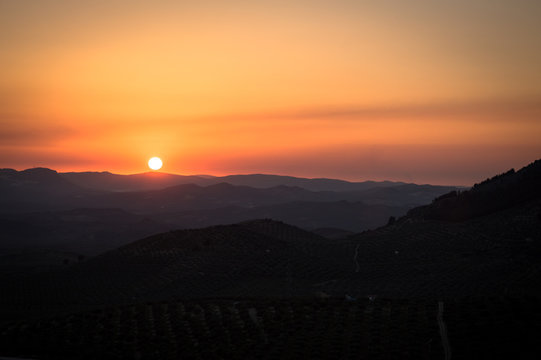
[1, 161, 540, 359]
[1, 168, 458, 214]
[408, 159, 541, 221]
[59, 169, 428, 192]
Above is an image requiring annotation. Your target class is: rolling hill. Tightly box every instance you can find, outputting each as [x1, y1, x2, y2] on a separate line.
[1, 168, 458, 214]
[0, 168, 459, 257]
[1, 161, 540, 358]
[1, 196, 540, 358]
[60, 171, 406, 193]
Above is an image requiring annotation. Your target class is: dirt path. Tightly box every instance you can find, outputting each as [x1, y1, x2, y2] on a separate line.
[354, 243, 360, 273]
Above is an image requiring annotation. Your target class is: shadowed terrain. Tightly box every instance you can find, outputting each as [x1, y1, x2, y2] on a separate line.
[60, 171, 406, 193]
[1, 160, 540, 359]
[0, 168, 456, 256]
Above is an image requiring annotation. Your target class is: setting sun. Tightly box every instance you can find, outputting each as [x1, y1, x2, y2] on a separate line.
[0, 0, 540, 184]
[148, 157, 163, 171]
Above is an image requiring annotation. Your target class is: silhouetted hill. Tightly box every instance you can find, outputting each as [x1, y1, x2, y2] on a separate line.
[1, 168, 458, 215]
[0, 168, 78, 193]
[61, 171, 211, 192]
[114, 219, 328, 259]
[1, 163, 540, 359]
[0, 169, 456, 257]
[0, 168, 92, 212]
[88, 181, 458, 213]
[0, 220, 345, 320]
[60, 171, 407, 192]
[2, 196, 540, 324]
[409, 159, 541, 221]
[215, 174, 404, 192]
[2, 197, 540, 357]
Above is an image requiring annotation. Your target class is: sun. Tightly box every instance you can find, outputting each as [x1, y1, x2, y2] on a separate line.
[148, 157, 163, 171]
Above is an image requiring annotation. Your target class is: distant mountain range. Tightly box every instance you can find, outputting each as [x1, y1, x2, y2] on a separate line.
[1, 168, 459, 211]
[2, 164, 540, 319]
[0, 167, 459, 255]
[1, 160, 540, 359]
[60, 171, 408, 192]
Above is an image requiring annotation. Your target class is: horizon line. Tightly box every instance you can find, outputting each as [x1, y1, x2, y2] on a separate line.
[2, 166, 472, 187]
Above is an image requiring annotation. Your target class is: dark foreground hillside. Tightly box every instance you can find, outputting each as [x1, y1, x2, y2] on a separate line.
[1, 160, 541, 359]
[411, 159, 541, 221]
[3, 200, 539, 323]
[2, 297, 540, 360]
[1, 196, 540, 358]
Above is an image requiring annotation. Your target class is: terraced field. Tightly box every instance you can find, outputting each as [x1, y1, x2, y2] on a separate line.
[1, 184, 540, 358]
[2, 297, 539, 359]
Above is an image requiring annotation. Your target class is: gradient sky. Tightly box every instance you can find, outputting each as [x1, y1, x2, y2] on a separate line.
[1, 0, 540, 185]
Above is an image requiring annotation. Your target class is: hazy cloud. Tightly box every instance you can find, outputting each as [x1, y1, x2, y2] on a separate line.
[0, 115, 75, 145]
[200, 99, 541, 123]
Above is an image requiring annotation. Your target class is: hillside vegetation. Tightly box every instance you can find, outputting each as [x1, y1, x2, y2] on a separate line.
[1, 160, 540, 358]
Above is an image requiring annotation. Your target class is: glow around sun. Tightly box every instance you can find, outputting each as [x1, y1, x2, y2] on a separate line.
[148, 157, 163, 171]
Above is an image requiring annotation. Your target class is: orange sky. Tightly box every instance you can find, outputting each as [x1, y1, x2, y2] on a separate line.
[1, 0, 540, 185]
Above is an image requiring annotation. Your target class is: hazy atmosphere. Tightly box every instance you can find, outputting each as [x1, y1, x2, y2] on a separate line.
[2, 1, 541, 359]
[2, 0, 540, 184]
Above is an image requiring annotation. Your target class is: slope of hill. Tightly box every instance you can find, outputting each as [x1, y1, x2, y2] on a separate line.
[1, 204, 540, 358]
[0, 220, 346, 320]
[409, 159, 541, 221]
[0, 199, 406, 257]
[1, 161, 541, 359]
[1, 195, 540, 324]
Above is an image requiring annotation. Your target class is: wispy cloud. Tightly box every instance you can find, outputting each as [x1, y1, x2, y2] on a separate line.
[198, 98, 541, 123]
[0, 115, 75, 146]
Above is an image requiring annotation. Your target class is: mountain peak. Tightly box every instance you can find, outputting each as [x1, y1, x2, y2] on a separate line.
[22, 167, 58, 175]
